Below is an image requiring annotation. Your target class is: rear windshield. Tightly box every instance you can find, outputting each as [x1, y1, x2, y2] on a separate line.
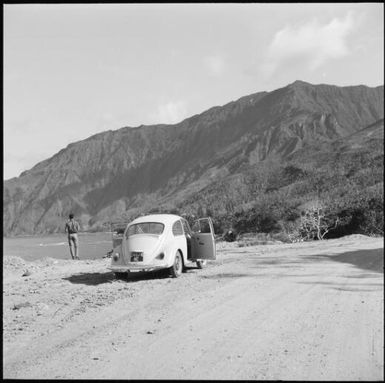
[126, 222, 164, 237]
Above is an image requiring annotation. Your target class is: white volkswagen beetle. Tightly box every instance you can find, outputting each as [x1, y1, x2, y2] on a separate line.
[108, 214, 216, 278]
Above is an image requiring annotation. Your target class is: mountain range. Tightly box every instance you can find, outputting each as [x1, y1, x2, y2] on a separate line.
[3, 80, 384, 236]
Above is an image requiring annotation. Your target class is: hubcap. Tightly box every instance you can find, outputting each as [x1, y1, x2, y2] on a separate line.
[175, 254, 182, 273]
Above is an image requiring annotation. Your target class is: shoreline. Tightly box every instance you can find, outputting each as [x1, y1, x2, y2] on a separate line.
[3, 231, 112, 239]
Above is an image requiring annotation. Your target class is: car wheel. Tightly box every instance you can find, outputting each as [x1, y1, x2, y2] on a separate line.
[196, 260, 207, 269]
[169, 251, 183, 278]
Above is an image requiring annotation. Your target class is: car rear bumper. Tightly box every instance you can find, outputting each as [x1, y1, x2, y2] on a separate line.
[108, 264, 168, 273]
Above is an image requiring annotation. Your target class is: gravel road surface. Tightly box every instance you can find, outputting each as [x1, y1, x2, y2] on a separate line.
[3, 235, 383, 380]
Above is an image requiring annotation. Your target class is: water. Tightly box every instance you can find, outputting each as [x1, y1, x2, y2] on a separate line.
[3, 232, 113, 262]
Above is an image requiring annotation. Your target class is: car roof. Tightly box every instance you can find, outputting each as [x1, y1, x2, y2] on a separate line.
[130, 214, 182, 226]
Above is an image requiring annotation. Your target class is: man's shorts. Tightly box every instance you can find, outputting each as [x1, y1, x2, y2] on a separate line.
[68, 233, 79, 247]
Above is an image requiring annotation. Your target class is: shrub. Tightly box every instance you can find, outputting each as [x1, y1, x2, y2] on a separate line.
[223, 229, 237, 242]
[298, 203, 340, 240]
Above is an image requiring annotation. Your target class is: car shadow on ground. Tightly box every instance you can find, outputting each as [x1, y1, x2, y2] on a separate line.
[63, 271, 116, 286]
[63, 268, 180, 285]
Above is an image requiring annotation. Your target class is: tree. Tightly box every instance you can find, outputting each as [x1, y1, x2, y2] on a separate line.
[299, 202, 340, 240]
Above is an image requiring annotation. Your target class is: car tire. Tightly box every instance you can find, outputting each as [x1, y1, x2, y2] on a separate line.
[196, 260, 207, 269]
[169, 251, 183, 278]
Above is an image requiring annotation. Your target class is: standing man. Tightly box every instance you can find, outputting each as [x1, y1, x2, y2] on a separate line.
[65, 213, 80, 260]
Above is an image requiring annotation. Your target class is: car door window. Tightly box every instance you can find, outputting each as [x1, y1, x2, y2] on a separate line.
[191, 220, 200, 232]
[199, 219, 211, 233]
[191, 219, 212, 233]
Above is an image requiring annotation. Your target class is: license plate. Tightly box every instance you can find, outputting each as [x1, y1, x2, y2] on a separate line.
[131, 252, 143, 262]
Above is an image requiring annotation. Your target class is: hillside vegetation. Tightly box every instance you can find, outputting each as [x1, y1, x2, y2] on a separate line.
[175, 119, 384, 240]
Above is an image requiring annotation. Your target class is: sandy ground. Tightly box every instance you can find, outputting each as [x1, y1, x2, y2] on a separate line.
[3, 235, 384, 380]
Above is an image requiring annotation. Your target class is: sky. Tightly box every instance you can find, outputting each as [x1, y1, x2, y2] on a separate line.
[4, 3, 384, 180]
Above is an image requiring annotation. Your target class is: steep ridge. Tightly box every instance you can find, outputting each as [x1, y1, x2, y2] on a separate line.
[3, 81, 384, 235]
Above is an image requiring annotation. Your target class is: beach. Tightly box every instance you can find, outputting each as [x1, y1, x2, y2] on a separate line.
[3, 232, 112, 262]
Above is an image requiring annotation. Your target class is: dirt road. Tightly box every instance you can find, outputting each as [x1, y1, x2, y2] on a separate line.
[3, 235, 383, 380]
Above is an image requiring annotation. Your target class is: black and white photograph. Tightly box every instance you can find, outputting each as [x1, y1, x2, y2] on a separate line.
[3, 3, 384, 380]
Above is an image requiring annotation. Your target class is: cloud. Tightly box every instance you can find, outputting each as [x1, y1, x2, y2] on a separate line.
[203, 55, 226, 77]
[261, 12, 356, 77]
[150, 101, 188, 125]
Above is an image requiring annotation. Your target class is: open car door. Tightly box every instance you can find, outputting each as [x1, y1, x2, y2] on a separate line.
[191, 217, 216, 260]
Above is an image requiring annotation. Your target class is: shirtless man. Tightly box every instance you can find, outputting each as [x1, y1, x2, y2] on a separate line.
[65, 213, 80, 260]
